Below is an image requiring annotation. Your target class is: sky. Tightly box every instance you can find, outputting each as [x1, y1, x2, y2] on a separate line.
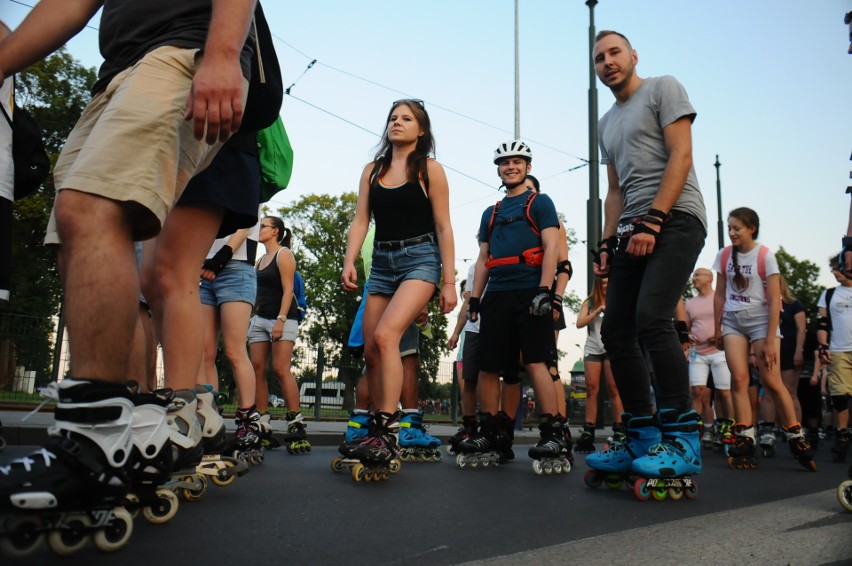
[3, 0, 852, 375]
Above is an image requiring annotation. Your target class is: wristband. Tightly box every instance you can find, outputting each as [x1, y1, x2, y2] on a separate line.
[276, 315, 286, 323]
[202, 246, 234, 276]
[646, 208, 669, 222]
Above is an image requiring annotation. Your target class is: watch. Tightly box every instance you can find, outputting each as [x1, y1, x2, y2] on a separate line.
[276, 315, 286, 322]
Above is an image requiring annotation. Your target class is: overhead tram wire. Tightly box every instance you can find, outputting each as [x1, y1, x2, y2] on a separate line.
[270, 31, 589, 166]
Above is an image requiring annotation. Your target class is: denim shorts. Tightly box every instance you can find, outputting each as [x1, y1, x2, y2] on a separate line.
[399, 322, 420, 357]
[200, 261, 256, 307]
[721, 306, 781, 342]
[368, 235, 441, 295]
[248, 315, 298, 343]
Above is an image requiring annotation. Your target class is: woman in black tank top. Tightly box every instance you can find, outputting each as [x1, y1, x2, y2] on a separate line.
[249, 216, 305, 425]
[340, 99, 457, 461]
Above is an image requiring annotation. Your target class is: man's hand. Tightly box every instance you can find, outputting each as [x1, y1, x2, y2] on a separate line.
[184, 55, 245, 144]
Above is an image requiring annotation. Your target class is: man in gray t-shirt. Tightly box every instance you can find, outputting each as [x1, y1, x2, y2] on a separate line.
[585, 31, 706, 482]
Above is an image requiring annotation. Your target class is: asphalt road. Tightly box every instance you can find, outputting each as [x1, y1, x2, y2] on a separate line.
[1, 441, 850, 565]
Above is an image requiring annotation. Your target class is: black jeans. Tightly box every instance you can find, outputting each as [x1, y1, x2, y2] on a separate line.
[601, 212, 706, 417]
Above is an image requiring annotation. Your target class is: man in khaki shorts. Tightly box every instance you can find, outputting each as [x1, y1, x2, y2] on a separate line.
[0, 0, 257, 532]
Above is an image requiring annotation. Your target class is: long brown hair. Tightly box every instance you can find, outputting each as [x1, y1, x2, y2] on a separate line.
[372, 99, 435, 187]
[778, 274, 796, 304]
[586, 276, 607, 312]
[728, 207, 760, 291]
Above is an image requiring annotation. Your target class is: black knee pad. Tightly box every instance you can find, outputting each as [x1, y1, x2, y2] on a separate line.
[830, 394, 851, 412]
[502, 369, 521, 385]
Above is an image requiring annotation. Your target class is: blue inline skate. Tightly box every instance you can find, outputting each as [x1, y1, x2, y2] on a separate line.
[398, 411, 442, 462]
[332, 409, 395, 475]
[630, 410, 701, 501]
[584, 413, 660, 492]
[0, 379, 136, 557]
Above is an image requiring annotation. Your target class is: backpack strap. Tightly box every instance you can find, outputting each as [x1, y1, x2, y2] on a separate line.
[825, 287, 836, 328]
[720, 246, 732, 276]
[523, 191, 541, 237]
[757, 245, 769, 282]
[486, 200, 502, 242]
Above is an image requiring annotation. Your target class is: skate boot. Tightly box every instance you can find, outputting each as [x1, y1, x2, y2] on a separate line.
[125, 388, 180, 525]
[497, 411, 516, 462]
[258, 413, 280, 449]
[282, 411, 311, 454]
[726, 423, 758, 470]
[456, 413, 508, 469]
[701, 423, 715, 450]
[332, 410, 373, 474]
[195, 385, 249, 486]
[716, 418, 735, 454]
[758, 421, 776, 457]
[350, 411, 401, 481]
[604, 422, 626, 451]
[447, 415, 477, 456]
[631, 410, 701, 501]
[783, 423, 817, 472]
[164, 390, 210, 502]
[562, 418, 576, 466]
[831, 428, 851, 463]
[398, 411, 442, 462]
[0, 378, 135, 556]
[528, 414, 572, 475]
[584, 413, 660, 492]
[232, 407, 264, 465]
[804, 427, 820, 451]
[575, 423, 596, 453]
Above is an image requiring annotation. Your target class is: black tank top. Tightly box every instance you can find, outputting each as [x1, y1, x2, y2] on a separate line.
[255, 250, 298, 320]
[369, 178, 434, 241]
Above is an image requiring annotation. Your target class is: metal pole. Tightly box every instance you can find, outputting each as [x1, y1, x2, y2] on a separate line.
[514, 0, 520, 139]
[51, 303, 65, 383]
[314, 344, 324, 420]
[714, 155, 723, 249]
[586, 0, 600, 293]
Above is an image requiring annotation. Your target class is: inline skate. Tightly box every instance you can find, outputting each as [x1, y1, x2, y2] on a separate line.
[258, 413, 280, 449]
[447, 415, 477, 456]
[603, 422, 626, 451]
[350, 411, 401, 482]
[631, 410, 701, 501]
[831, 428, 850, 463]
[231, 406, 264, 465]
[281, 411, 311, 454]
[700, 423, 715, 450]
[528, 414, 572, 475]
[726, 423, 758, 470]
[194, 385, 250, 484]
[398, 411, 442, 462]
[0, 417, 5, 452]
[714, 418, 734, 454]
[838, 464, 852, 512]
[0, 379, 135, 557]
[562, 419, 576, 467]
[782, 423, 817, 472]
[456, 412, 511, 469]
[124, 388, 179, 525]
[575, 423, 596, 453]
[758, 421, 776, 457]
[332, 410, 401, 475]
[583, 413, 660, 492]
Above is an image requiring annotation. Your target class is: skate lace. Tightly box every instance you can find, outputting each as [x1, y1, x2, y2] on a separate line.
[646, 441, 682, 457]
[0, 448, 57, 476]
[21, 382, 61, 423]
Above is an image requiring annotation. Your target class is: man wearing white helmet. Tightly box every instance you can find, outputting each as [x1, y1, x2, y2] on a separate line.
[461, 140, 571, 471]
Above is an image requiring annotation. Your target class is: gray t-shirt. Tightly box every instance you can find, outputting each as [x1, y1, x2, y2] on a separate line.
[598, 75, 707, 232]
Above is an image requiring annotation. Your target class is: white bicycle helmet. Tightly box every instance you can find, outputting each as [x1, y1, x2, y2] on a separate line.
[493, 140, 532, 164]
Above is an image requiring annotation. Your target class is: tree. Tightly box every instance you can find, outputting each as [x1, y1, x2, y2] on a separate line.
[775, 246, 822, 329]
[0, 48, 96, 389]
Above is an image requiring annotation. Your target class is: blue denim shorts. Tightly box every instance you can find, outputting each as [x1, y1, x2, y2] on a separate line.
[399, 322, 420, 357]
[368, 235, 441, 295]
[200, 261, 256, 307]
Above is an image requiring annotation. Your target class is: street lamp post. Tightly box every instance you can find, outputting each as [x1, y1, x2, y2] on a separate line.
[586, 0, 600, 293]
[715, 155, 723, 249]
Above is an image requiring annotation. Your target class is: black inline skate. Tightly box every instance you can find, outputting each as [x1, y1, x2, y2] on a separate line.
[528, 414, 572, 475]
[231, 406, 264, 465]
[758, 421, 776, 457]
[350, 411, 401, 482]
[282, 411, 311, 454]
[782, 423, 817, 472]
[456, 412, 509, 469]
[831, 428, 850, 463]
[0, 378, 135, 557]
[575, 423, 596, 453]
[726, 423, 758, 470]
[447, 415, 477, 456]
[258, 412, 280, 449]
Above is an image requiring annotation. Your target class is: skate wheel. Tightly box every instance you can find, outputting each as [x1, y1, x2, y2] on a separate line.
[651, 485, 668, 501]
[124, 493, 141, 518]
[399, 452, 408, 462]
[351, 463, 366, 482]
[684, 481, 698, 500]
[837, 480, 852, 512]
[255, 452, 265, 465]
[804, 459, 817, 473]
[211, 469, 237, 488]
[552, 462, 562, 474]
[331, 456, 346, 473]
[92, 507, 133, 552]
[668, 486, 684, 501]
[726, 457, 735, 470]
[371, 470, 381, 481]
[182, 474, 208, 502]
[0, 515, 44, 557]
[432, 451, 442, 462]
[605, 477, 624, 490]
[532, 459, 543, 475]
[469, 460, 479, 469]
[389, 459, 401, 474]
[583, 469, 603, 489]
[456, 454, 466, 469]
[633, 478, 652, 502]
[481, 459, 491, 468]
[47, 514, 91, 556]
[543, 461, 554, 475]
[380, 471, 389, 481]
[143, 489, 179, 524]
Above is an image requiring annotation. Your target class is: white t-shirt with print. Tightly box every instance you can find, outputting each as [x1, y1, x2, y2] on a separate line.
[462, 263, 480, 334]
[711, 244, 779, 312]
[818, 285, 852, 352]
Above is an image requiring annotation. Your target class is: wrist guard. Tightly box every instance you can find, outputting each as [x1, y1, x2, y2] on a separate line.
[592, 236, 618, 267]
[530, 287, 553, 317]
[557, 260, 573, 280]
[467, 297, 481, 321]
[552, 294, 564, 314]
[202, 246, 234, 276]
[675, 320, 690, 344]
[632, 222, 660, 239]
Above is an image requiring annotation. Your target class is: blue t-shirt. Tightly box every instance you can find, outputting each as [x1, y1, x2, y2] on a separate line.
[477, 190, 558, 291]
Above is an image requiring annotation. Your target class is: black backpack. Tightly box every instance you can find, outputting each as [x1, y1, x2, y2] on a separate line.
[1, 86, 50, 200]
[239, 2, 283, 133]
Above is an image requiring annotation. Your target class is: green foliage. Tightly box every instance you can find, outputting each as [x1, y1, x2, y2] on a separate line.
[775, 246, 822, 329]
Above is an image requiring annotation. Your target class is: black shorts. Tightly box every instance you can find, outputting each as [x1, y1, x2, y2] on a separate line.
[554, 307, 566, 331]
[178, 139, 260, 238]
[477, 288, 556, 373]
[461, 331, 480, 382]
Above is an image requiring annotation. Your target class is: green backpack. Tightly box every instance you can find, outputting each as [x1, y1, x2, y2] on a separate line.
[257, 116, 293, 202]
